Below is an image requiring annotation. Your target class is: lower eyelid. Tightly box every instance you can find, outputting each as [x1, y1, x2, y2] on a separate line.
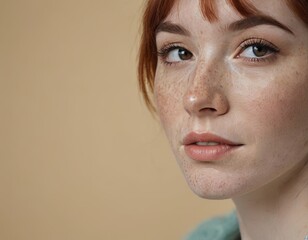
[239, 53, 278, 64]
[239, 46, 278, 58]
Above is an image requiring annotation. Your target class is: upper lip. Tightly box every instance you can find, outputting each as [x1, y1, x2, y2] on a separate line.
[183, 132, 243, 146]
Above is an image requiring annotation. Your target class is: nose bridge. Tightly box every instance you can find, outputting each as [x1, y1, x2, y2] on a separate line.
[190, 60, 220, 96]
[183, 59, 229, 116]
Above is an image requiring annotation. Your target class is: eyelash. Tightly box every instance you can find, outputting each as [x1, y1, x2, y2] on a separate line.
[157, 43, 187, 66]
[157, 38, 280, 66]
[237, 38, 280, 63]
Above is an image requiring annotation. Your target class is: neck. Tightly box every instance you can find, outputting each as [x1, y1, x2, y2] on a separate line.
[232, 161, 308, 240]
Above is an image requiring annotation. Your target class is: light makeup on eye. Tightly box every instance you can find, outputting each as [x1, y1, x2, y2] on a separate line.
[236, 38, 280, 63]
[157, 43, 193, 66]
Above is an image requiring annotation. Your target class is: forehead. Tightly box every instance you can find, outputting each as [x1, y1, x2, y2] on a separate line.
[165, 0, 235, 30]
[164, 0, 297, 31]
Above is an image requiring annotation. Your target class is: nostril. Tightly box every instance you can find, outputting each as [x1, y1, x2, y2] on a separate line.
[199, 107, 217, 113]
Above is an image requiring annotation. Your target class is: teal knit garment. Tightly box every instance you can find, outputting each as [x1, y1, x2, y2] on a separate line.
[185, 211, 241, 240]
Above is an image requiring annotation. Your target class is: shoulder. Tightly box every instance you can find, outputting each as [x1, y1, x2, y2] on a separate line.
[184, 211, 240, 240]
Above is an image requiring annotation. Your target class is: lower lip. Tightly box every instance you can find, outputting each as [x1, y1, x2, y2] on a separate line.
[184, 144, 240, 161]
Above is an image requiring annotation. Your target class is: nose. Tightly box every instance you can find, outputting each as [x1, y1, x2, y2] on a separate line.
[183, 62, 229, 117]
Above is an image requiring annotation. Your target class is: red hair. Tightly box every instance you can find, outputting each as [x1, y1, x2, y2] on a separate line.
[138, 0, 308, 112]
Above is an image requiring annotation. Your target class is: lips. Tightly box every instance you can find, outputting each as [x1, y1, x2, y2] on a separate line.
[183, 132, 243, 161]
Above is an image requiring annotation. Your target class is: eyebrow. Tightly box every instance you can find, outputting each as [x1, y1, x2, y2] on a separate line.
[155, 15, 294, 36]
[155, 21, 190, 36]
[229, 15, 294, 34]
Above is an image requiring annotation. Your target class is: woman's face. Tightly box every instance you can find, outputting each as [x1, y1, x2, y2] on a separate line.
[154, 0, 308, 199]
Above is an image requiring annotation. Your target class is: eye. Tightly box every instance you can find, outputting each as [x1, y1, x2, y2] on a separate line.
[167, 48, 192, 62]
[237, 38, 280, 62]
[157, 45, 193, 65]
[241, 44, 270, 58]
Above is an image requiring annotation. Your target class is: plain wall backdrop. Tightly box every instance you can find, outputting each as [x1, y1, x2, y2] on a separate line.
[0, 0, 234, 239]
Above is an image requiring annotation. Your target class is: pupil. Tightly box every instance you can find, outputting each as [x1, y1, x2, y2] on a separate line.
[253, 45, 267, 57]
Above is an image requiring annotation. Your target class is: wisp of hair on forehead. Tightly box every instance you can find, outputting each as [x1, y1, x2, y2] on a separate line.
[199, 0, 258, 21]
[138, 0, 308, 112]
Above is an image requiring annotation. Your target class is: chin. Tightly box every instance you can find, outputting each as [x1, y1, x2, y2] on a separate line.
[183, 168, 249, 200]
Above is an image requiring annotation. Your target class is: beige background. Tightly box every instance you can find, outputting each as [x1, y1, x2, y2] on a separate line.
[0, 1, 234, 239]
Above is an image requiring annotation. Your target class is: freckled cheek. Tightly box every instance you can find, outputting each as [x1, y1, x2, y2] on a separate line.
[154, 75, 187, 127]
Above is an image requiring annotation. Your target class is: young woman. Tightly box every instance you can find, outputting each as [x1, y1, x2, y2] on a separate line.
[138, 0, 308, 239]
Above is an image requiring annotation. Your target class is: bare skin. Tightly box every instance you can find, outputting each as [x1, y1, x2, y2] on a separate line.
[154, 0, 308, 239]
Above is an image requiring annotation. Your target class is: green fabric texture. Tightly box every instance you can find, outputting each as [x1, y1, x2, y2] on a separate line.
[184, 211, 241, 240]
